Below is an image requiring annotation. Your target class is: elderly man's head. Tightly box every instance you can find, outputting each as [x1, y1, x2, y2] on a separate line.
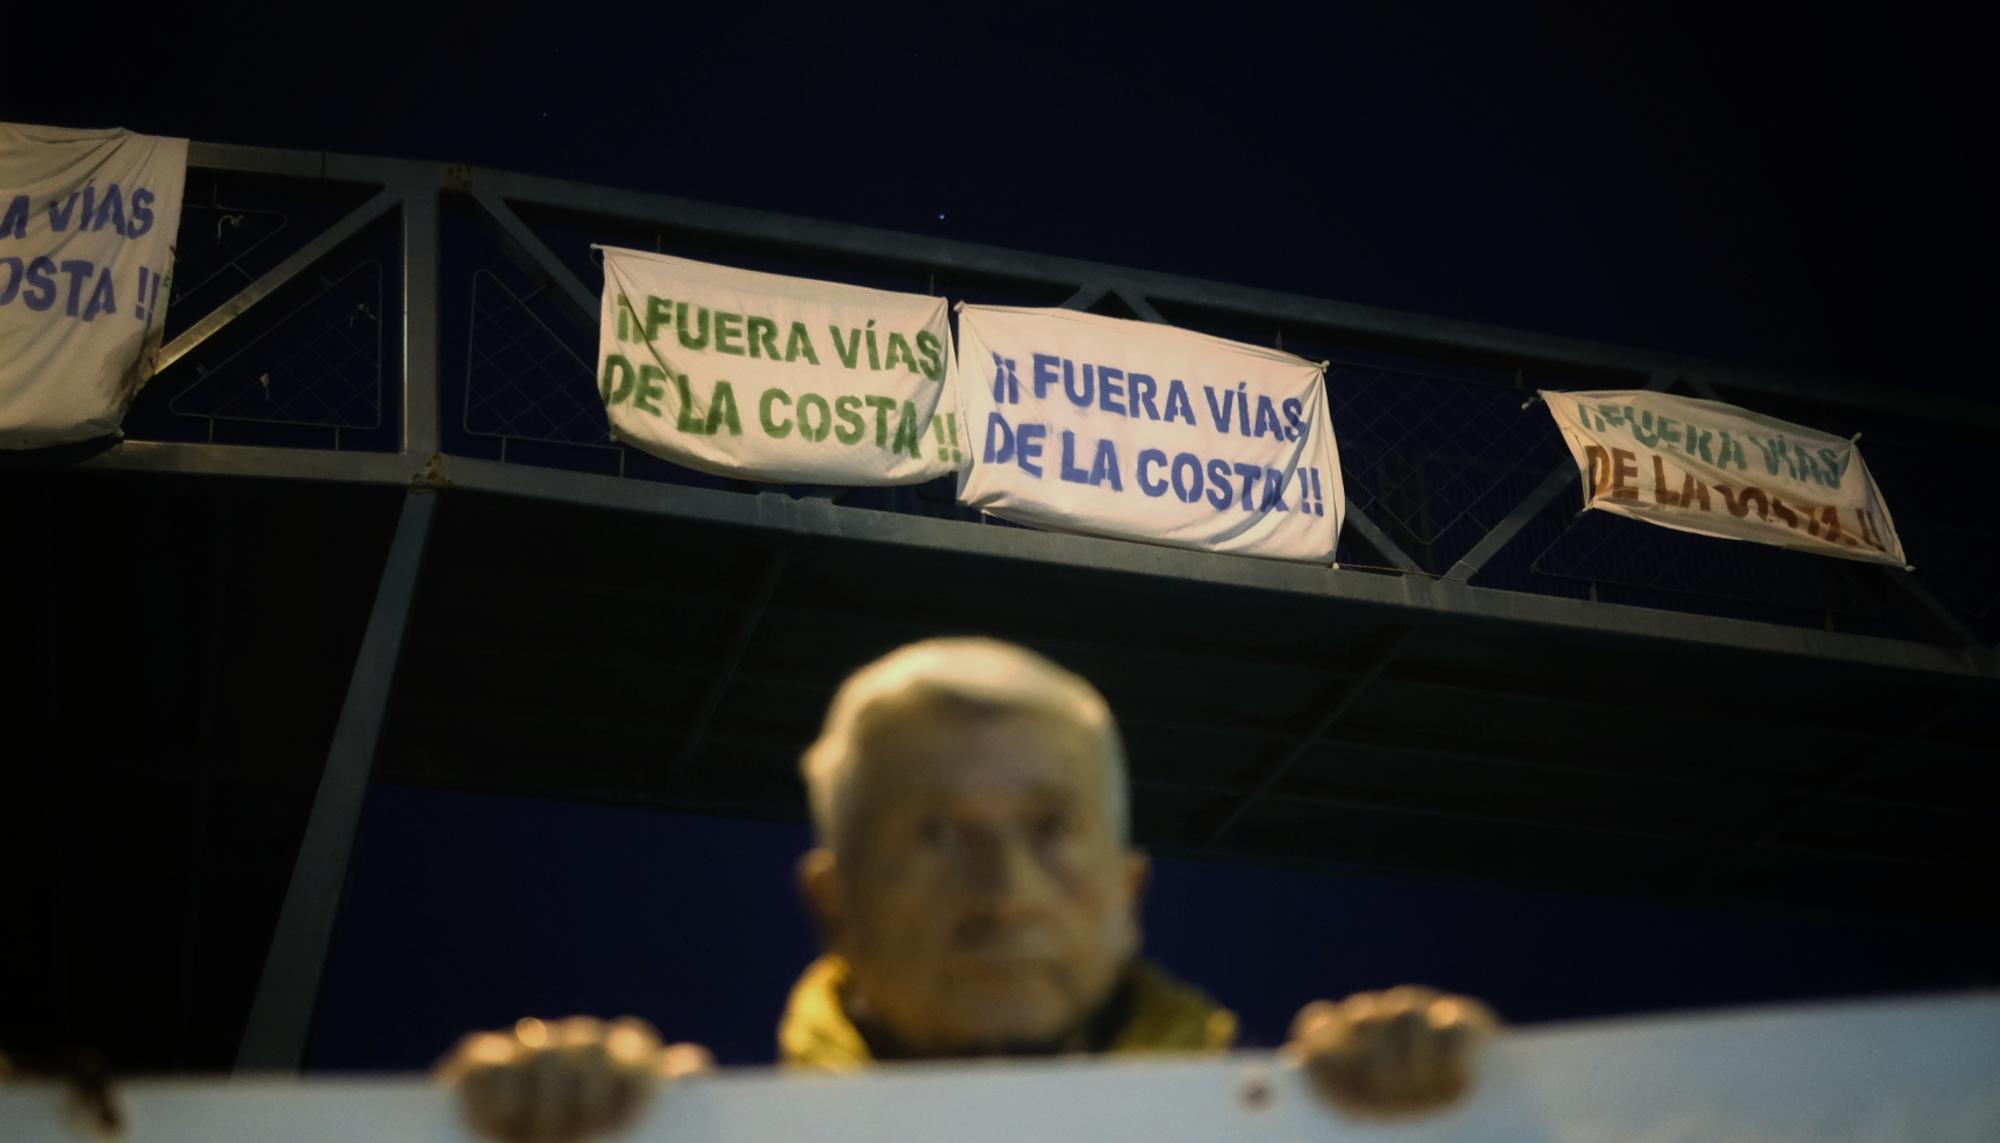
[798, 638, 1148, 1056]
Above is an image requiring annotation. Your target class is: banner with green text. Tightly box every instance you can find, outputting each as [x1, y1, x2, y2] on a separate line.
[1541, 389, 1907, 566]
[957, 305, 1342, 563]
[596, 247, 962, 483]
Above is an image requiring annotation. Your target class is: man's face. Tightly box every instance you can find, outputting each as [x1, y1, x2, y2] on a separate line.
[807, 705, 1146, 1056]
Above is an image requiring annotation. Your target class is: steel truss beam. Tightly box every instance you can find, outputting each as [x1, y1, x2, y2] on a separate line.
[236, 489, 438, 1072]
[474, 185, 598, 321]
[1061, 284, 1109, 311]
[69, 442, 413, 484]
[1204, 625, 1414, 845]
[440, 456, 1996, 682]
[1681, 699, 1979, 894]
[155, 187, 400, 376]
[1445, 374, 1680, 583]
[660, 548, 790, 792]
[400, 175, 441, 456]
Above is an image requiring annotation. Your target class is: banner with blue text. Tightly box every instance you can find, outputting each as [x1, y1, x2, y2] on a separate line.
[1541, 389, 1907, 567]
[1, 123, 187, 448]
[956, 306, 1342, 562]
[597, 247, 963, 484]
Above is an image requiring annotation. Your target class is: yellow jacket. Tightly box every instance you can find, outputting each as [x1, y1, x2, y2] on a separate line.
[778, 955, 1237, 1069]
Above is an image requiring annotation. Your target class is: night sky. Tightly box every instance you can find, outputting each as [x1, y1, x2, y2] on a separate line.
[4, 7, 1990, 396]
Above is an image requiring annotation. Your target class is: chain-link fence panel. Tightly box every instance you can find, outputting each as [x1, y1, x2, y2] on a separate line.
[169, 261, 384, 431]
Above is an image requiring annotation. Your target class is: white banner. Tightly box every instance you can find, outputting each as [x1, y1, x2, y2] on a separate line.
[1541, 389, 1907, 566]
[596, 248, 962, 484]
[956, 306, 1342, 562]
[2, 995, 1995, 1142]
[0, 123, 187, 448]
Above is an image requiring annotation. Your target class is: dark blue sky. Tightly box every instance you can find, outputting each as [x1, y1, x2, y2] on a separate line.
[6, 6, 1989, 393]
[310, 787, 2000, 1068]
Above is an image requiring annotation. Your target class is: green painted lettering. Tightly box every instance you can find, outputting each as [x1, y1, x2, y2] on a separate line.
[1686, 425, 1715, 465]
[714, 311, 745, 356]
[785, 321, 820, 364]
[634, 365, 667, 418]
[883, 331, 918, 375]
[673, 373, 704, 432]
[760, 388, 793, 437]
[833, 395, 865, 443]
[1794, 445, 1824, 487]
[705, 380, 742, 435]
[864, 395, 897, 446]
[676, 303, 710, 350]
[891, 400, 922, 457]
[1717, 432, 1747, 471]
[1751, 435, 1789, 477]
[798, 393, 832, 442]
[645, 296, 673, 342]
[830, 325, 863, 369]
[599, 354, 634, 404]
[915, 330, 943, 381]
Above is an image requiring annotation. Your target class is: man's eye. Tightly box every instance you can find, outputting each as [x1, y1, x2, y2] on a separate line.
[917, 818, 952, 848]
[1032, 812, 1072, 844]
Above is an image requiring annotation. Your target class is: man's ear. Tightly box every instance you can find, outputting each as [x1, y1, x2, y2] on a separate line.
[1120, 848, 1152, 956]
[1123, 848, 1151, 907]
[798, 847, 844, 947]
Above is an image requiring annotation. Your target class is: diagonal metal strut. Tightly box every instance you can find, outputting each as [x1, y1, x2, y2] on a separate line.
[660, 547, 791, 792]
[157, 186, 401, 376]
[1204, 624, 1414, 846]
[1445, 372, 1679, 583]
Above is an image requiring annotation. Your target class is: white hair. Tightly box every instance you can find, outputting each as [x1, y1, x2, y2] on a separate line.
[801, 637, 1129, 852]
